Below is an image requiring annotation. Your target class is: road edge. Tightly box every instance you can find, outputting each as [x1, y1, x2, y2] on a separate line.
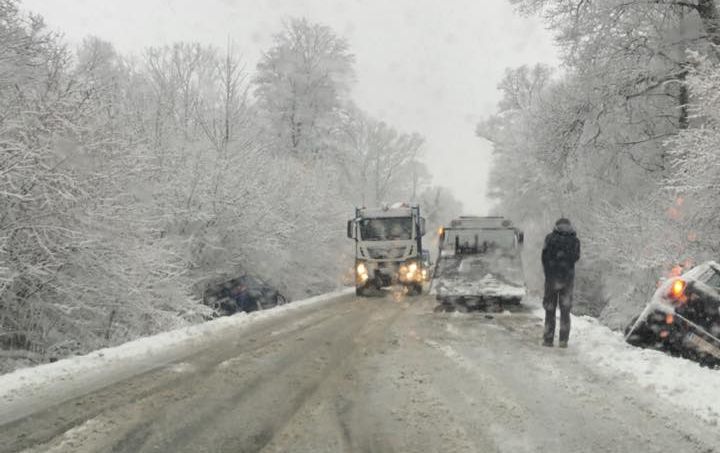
[0, 288, 353, 425]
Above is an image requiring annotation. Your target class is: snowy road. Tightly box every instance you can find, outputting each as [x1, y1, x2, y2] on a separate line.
[1, 293, 719, 453]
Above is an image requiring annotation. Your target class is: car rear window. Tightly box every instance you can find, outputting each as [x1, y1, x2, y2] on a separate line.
[701, 268, 720, 289]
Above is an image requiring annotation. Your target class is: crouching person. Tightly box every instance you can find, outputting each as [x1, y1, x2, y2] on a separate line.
[541, 218, 580, 348]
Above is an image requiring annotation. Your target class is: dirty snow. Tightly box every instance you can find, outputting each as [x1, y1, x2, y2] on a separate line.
[543, 307, 720, 425]
[433, 252, 526, 299]
[434, 274, 527, 298]
[0, 288, 353, 425]
[2, 288, 719, 431]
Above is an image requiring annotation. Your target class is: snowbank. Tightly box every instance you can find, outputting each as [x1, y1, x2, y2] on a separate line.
[0, 288, 353, 425]
[548, 308, 720, 425]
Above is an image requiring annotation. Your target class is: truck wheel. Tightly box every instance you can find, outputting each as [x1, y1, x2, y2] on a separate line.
[406, 283, 422, 296]
[356, 285, 368, 297]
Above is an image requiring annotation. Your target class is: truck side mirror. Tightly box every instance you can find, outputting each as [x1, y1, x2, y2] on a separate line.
[420, 218, 426, 236]
[517, 231, 524, 245]
[347, 220, 354, 239]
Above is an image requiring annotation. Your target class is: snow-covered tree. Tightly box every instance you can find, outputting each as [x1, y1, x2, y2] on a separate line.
[666, 51, 720, 258]
[337, 107, 426, 206]
[482, 1, 720, 320]
[254, 18, 355, 155]
[0, 6, 441, 370]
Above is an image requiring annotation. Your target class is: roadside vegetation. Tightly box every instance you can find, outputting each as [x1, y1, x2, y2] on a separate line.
[0, 1, 461, 371]
[482, 0, 720, 326]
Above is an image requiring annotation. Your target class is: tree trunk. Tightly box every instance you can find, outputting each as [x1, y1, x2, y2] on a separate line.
[678, 69, 689, 129]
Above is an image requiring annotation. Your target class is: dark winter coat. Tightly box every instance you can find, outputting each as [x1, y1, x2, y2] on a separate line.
[542, 223, 581, 282]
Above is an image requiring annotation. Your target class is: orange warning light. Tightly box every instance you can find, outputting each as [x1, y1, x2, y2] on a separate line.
[670, 279, 686, 300]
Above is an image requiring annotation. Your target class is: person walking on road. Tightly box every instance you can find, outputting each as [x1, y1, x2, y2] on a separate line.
[541, 218, 581, 348]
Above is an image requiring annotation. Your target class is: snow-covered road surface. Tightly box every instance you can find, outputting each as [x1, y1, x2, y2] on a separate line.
[1, 292, 719, 453]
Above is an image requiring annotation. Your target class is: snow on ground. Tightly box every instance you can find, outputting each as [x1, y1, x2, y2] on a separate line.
[0, 288, 353, 425]
[433, 275, 526, 299]
[3, 287, 719, 429]
[534, 306, 720, 425]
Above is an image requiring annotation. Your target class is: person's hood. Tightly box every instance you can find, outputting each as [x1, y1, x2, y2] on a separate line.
[553, 222, 576, 235]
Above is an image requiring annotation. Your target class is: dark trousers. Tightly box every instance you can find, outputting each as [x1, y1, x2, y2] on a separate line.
[543, 278, 573, 343]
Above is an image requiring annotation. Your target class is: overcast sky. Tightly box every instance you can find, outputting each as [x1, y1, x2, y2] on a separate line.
[23, 0, 558, 214]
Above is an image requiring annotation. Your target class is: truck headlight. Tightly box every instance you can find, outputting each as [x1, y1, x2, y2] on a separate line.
[399, 261, 419, 281]
[357, 262, 369, 281]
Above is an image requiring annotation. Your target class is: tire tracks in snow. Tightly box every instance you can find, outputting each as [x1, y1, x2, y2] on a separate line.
[3, 298, 353, 453]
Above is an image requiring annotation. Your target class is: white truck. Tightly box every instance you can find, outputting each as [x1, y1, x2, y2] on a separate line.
[347, 203, 427, 296]
[433, 216, 526, 310]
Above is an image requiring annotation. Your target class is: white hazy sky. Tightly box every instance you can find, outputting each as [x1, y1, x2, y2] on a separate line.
[23, 0, 559, 214]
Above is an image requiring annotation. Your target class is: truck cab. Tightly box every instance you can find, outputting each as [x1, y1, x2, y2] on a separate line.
[347, 203, 426, 296]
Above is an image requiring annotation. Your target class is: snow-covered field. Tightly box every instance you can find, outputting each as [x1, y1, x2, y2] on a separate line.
[0, 288, 353, 425]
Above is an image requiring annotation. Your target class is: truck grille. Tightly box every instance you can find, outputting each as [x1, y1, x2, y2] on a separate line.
[367, 247, 406, 259]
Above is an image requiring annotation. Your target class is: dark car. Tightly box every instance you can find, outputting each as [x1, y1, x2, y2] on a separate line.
[625, 261, 720, 367]
[203, 275, 287, 315]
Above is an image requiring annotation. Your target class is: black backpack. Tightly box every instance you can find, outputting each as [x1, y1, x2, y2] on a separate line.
[544, 231, 579, 276]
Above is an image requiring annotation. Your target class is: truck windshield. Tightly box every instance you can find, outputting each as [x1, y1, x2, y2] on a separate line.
[359, 217, 413, 241]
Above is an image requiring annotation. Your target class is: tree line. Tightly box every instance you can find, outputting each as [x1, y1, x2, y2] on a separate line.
[0, 1, 460, 368]
[482, 0, 720, 326]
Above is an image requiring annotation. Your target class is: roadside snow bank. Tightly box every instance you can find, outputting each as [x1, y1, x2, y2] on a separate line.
[567, 310, 720, 425]
[0, 288, 352, 425]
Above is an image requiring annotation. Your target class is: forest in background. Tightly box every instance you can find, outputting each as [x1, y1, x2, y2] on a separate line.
[0, 0, 461, 370]
[481, 0, 720, 327]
